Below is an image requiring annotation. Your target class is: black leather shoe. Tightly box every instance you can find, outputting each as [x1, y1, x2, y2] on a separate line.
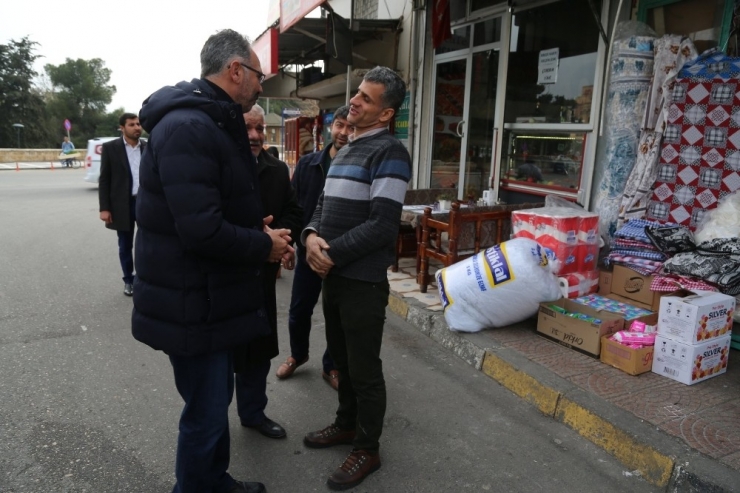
[123, 283, 133, 296]
[244, 417, 286, 439]
[229, 480, 266, 493]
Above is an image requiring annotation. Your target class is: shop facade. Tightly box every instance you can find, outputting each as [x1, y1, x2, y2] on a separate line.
[257, 0, 737, 207]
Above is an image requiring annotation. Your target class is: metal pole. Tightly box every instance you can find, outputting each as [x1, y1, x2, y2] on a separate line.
[16, 128, 20, 148]
[345, 0, 354, 105]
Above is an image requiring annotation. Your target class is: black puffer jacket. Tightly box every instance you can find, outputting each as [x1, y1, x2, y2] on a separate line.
[132, 78, 272, 356]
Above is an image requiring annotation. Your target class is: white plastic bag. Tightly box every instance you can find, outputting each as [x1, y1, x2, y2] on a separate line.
[436, 237, 562, 332]
[694, 190, 740, 243]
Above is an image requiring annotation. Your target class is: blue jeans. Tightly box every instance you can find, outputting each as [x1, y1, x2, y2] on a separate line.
[287, 248, 334, 372]
[234, 360, 270, 426]
[169, 351, 237, 493]
[117, 197, 136, 284]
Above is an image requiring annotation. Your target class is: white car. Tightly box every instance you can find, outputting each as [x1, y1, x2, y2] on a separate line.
[83, 136, 118, 183]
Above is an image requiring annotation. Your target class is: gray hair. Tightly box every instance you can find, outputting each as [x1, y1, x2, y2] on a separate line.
[200, 29, 252, 78]
[334, 105, 350, 121]
[249, 103, 265, 119]
[363, 66, 406, 113]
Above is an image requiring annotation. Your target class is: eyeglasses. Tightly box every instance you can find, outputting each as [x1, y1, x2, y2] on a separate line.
[240, 63, 266, 84]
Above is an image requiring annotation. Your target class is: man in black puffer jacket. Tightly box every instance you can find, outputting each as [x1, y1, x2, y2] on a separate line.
[133, 29, 292, 493]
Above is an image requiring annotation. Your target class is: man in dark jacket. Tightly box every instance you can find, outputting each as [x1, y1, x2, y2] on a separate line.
[234, 104, 302, 439]
[98, 113, 145, 296]
[275, 105, 353, 390]
[133, 30, 292, 493]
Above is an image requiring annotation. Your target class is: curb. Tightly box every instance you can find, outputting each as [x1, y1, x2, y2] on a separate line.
[388, 292, 740, 492]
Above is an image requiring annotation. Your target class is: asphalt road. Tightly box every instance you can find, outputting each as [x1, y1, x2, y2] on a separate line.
[0, 170, 659, 492]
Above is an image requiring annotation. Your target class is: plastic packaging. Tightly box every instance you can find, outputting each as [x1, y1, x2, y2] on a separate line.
[629, 320, 646, 333]
[694, 190, 740, 243]
[612, 331, 656, 345]
[437, 238, 562, 332]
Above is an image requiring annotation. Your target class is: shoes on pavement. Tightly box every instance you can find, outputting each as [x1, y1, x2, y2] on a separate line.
[322, 370, 339, 391]
[327, 449, 381, 491]
[243, 416, 286, 439]
[275, 356, 308, 379]
[123, 283, 133, 296]
[304, 424, 355, 449]
[229, 480, 266, 493]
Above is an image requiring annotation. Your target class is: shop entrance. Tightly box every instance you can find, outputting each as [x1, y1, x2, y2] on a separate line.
[429, 17, 503, 201]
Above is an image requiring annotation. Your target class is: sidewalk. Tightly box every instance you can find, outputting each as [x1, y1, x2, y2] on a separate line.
[387, 257, 740, 492]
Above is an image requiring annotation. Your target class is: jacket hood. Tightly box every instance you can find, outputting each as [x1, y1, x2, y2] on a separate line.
[139, 79, 237, 133]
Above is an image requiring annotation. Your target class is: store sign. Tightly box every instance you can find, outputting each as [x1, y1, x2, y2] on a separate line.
[253, 28, 279, 78]
[537, 48, 559, 84]
[280, 0, 324, 33]
[395, 92, 410, 149]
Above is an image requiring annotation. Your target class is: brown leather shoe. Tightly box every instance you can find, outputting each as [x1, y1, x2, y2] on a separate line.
[327, 449, 381, 491]
[322, 370, 339, 391]
[303, 424, 356, 449]
[275, 356, 308, 379]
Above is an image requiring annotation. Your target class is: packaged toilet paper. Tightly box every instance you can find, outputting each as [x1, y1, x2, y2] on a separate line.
[436, 237, 562, 332]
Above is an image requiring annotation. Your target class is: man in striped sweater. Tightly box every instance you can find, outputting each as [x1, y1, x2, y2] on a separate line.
[300, 66, 411, 490]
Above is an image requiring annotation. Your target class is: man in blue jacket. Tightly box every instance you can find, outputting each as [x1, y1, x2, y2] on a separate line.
[133, 29, 292, 493]
[275, 106, 353, 390]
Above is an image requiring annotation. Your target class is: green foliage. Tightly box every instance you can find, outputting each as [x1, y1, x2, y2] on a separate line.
[45, 57, 117, 145]
[0, 37, 53, 147]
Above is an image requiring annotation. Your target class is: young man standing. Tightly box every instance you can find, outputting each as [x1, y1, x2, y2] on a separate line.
[302, 67, 411, 490]
[234, 104, 302, 440]
[98, 113, 145, 296]
[276, 105, 353, 390]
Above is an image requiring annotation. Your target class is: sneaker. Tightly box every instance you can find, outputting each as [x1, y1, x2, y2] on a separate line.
[327, 449, 381, 491]
[123, 283, 133, 296]
[304, 424, 355, 449]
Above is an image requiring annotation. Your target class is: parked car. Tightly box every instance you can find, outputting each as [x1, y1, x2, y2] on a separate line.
[83, 137, 118, 184]
[83, 136, 148, 183]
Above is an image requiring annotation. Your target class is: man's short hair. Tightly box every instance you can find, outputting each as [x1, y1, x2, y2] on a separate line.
[247, 104, 266, 119]
[333, 105, 350, 122]
[200, 29, 252, 78]
[363, 66, 406, 113]
[119, 113, 138, 126]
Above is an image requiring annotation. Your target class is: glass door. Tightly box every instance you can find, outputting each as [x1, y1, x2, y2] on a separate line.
[429, 57, 469, 198]
[428, 16, 503, 201]
[463, 49, 499, 200]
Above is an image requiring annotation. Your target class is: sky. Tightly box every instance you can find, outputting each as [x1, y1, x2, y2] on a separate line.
[1, 0, 272, 114]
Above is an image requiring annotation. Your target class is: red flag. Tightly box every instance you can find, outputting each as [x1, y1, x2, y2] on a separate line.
[432, 0, 452, 49]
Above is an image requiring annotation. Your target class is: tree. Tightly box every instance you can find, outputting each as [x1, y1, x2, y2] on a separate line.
[45, 58, 116, 145]
[0, 37, 51, 148]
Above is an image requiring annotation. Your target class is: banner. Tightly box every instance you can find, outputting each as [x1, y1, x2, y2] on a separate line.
[432, 0, 452, 49]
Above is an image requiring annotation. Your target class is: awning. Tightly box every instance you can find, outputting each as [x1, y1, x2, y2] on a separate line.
[255, 16, 401, 100]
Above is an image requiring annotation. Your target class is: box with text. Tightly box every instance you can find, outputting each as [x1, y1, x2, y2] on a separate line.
[658, 292, 735, 345]
[652, 334, 731, 385]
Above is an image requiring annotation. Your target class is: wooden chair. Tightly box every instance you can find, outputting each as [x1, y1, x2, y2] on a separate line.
[416, 201, 543, 292]
[392, 188, 456, 272]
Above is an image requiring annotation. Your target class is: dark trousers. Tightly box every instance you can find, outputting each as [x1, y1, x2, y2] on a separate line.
[234, 360, 270, 426]
[288, 248, 334, 373]
[117, 197, 136, 284]
[322, 274, 389, 453]
[169, 351, 236, 493]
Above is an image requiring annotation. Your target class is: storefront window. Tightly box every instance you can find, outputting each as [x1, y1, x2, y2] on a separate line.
[471, 0, 506, 13]
[436, 25, 471, 54]
[501, 130, 585, 191]
[504, 0, 601, 124]
[644, 0, 726, 54]
[473, 17, 502, 47]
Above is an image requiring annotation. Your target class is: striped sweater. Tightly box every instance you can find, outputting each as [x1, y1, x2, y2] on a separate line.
[303, 129, 411, 282]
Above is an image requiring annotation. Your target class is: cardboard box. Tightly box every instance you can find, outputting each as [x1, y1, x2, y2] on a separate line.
[609, 265, 664, 311]
[598, 268, 612, 295]
[652, 334, 731, 385]
[537, 299, 625, 357]
[600, 335, 654, 375]
[658, 292, 735, 345]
